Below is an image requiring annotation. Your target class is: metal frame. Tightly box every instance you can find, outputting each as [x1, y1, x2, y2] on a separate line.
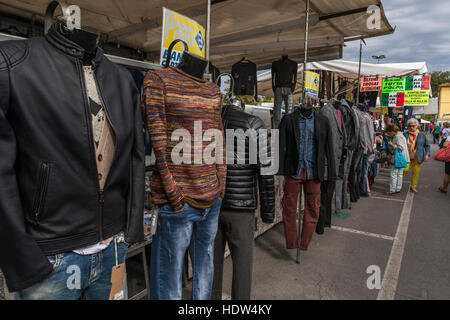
[0, 32, 161, 71]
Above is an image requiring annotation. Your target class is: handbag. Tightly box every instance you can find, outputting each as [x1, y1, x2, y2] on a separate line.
[394, 148, 408, 168]
[434, 145, 450, 162]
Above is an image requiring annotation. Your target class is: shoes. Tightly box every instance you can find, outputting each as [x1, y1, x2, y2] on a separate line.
[410, 187, 418, 193]
[439, 187, 448, 194]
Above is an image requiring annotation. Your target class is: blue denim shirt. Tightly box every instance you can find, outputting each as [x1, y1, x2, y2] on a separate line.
[293, 110, 318, 180]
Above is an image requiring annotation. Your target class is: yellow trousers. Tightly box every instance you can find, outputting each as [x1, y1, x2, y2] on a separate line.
[403, 159, 422, 189]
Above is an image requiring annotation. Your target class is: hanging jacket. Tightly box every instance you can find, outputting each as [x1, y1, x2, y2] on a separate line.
[340, 100, 360, 151]
[231, 60, 258, 100]
[0, 24, 145, 292]
[318, 104, 345, 180]
[221, 104, 275, 223]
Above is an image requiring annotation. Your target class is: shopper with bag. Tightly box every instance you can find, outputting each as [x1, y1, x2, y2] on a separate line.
[436, 136, 450, 194]
[403, 118, 430, 193]
[385, 125, 409, 195]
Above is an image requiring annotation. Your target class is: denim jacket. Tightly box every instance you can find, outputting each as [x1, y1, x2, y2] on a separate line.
[403, 131, 430, 164]
[293, 110, 318, 180]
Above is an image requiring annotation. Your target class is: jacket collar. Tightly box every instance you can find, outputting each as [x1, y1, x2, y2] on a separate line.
[45, 23, 103, 65]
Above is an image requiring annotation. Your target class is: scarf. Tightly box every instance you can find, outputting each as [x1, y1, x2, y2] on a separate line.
[409, 130, 419, 151]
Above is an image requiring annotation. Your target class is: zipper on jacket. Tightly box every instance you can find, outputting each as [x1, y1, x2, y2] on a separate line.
[77, 59, 104, 241]
[32, 162, 51, 224]
[92, 62, 120, 240]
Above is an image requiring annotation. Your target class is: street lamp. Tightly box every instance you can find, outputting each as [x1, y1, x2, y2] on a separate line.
[372, 55, 386, 64]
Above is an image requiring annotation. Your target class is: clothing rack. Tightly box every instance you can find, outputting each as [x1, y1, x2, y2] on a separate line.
[0, 32, 161, 71]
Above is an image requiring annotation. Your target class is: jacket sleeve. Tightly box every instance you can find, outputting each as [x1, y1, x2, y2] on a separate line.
[253, 63, 258, 101]
[143, 72, 185, 211]
[216, 99, 227, 199]
[0, 48, 53, 292]
[423, 133, 431, 156]
[125, 84, 145, 244]
[277, 114, 289, 176]
[254, 117, 275, 223]
[317, 113, 336, 181]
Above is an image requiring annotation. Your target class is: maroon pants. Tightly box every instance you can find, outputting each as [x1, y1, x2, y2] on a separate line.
[281, 172, 321, 250]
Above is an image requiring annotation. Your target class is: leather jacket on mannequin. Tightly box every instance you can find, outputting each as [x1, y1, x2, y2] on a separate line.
[221, 103, 275, 222]
[0, 23, 145, 292]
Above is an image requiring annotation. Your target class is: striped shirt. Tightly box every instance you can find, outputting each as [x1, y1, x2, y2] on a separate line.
[143, 67, 226, 211]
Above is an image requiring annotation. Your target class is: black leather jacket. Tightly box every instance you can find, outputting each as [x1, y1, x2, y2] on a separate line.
[0, 25, 145, 292]
[221, 104, 275, 223]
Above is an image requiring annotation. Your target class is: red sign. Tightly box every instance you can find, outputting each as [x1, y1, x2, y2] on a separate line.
[360, 76, 383, 92]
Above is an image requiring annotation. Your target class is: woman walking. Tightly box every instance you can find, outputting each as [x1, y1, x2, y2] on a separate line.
[438, 136, 450, 194]
[403, 118, 431, 193]
[386, 125, 409, 195]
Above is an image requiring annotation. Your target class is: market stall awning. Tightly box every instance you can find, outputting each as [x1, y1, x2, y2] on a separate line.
[0, 0, 394, 69]
[257, 59, 429, 98]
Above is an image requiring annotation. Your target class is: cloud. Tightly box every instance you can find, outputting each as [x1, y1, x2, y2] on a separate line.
[344, 0, 450, 71]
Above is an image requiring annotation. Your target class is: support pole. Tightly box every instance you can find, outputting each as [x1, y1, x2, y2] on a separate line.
[356, 39, 364, 104]
[297, 0, 310, 264]
[205, 0, 211, 80]
[301, 0, 310, 106]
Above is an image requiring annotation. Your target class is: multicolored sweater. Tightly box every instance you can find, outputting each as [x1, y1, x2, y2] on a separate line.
[143, 67, 226, 211]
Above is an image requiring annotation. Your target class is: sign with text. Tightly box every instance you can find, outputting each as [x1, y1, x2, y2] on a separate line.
[382, 78, 406, 93]
[404, 90, 429, 106]
[360, 76, 382, 92]
[160, 8, 206, 66]
[304, 71, 320, 98]
[405, 75, 430, 91]
[381, 92, 405, 107]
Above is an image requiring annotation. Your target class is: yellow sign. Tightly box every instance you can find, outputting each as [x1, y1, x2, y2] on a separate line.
[304, 71, 320, 98]
[404, 90, 429, 106]
[160, 8, 206, 66]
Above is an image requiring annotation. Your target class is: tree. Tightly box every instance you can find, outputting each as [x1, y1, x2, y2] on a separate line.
[431, 71, 450, 97]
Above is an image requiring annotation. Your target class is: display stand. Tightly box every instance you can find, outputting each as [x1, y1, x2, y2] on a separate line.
[125, 239, 152, 300]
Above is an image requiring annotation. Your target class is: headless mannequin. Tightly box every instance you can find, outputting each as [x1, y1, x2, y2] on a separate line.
[300, 103, 313, 118]
[165, 39, 208, 80]
[56, 21, 98, 64]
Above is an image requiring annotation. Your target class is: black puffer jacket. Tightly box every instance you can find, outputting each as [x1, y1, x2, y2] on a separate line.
[221, 104, 275, 223]
[0, 24, 144, 292]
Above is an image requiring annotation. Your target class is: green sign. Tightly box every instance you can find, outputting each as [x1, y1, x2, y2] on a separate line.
[382, 78, 406, 93]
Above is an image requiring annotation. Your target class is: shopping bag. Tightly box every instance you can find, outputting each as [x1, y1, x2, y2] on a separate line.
[434, 145, 450, 162]
[394, 148, 408, 168]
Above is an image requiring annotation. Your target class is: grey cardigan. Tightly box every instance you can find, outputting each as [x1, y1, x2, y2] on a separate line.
[393, 132, 410, 163]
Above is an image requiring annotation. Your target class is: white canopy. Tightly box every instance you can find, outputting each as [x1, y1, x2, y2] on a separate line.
[0, 1, 394, 70]
[258, 59, 429, 82]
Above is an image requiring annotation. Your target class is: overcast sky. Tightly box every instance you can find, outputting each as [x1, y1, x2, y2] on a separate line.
[343, 0, 450, 72]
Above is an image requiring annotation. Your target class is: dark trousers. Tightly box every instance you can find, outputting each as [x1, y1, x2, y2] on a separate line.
[359, 152, 370, 197]
[349, 149, 364, 203]
[212, 210, 254, 300]
[433, 133, 440, 144]
[316, 181, 336, 235]
[335, 150, 353, 212]
[282, 173, 321, 250]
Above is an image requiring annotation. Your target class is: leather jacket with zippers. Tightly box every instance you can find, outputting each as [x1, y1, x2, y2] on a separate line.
[0, 24, 145, 292]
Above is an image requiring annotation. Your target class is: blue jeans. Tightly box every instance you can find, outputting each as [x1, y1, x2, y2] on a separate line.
[16, 241, 127, 300]
[150, 198, 222, 300]
[360, 152, 370, 197]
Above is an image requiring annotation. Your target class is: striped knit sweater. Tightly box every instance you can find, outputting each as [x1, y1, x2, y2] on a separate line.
[143, 67, 226, 211]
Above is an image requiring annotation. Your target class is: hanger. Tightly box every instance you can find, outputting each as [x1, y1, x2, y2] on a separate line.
[216, 73, 235, 106]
